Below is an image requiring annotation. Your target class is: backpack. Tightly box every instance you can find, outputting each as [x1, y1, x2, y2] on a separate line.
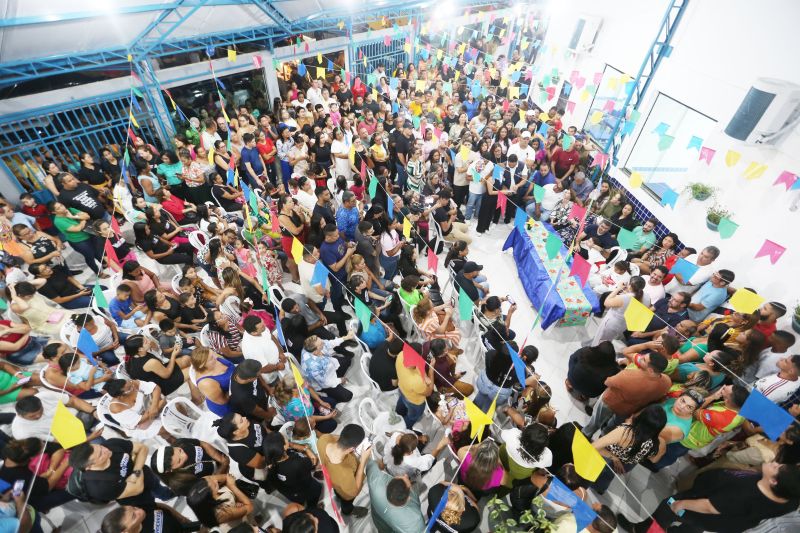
[66, 469, 121, 504]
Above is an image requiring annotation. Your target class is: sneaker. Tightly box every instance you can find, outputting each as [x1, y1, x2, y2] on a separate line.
[349, 506, 369, 518]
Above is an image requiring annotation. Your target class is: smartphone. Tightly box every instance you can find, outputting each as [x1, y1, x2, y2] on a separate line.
[354, 436, 374, 456]
[16, 376, 31, 386]
[12, 480, 24, 498]
[506, 295, 515, 306]
[667, 497, 685, 516]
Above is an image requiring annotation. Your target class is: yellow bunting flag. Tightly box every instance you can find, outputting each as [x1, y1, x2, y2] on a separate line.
[317, 52, 322, 64]
[509, 86, 520, 99]
[402, 218, 411, 239]
[464, 397, 495, 440]
[590, 111, 604, 125]
[129, 112, 139, 129]
[315, 67, 325, 79]
[51, 401, 87, 449]
[404, 43, 411, 53]
[127, 54, 132, 62]
[337, 20, 345, 30]
[290, 361, 304, 387]
[572, 429, 605, 481]
[454, 71, 460, 81]
[580, 89, 591, 102]
[519, 110, 525, 122]
[538, 112, 549, 122]
[416, 80, 426, 92]
[437, 50, 443, 60]
[227, 49, 237, 62]
[624, 298, 654, 332]
[629, 171, 643, 188]
[291, 237, 304, 263]
[499, 77, 509, 89]
[607, 77, 619, 91]
[207, 147, 215, 166]
[363, 56, 367, 68]
[743, 162, 768, 180]
[729, 288, 765, 314]
[458, 145, 470, 160]
[725, 150, 741, 167]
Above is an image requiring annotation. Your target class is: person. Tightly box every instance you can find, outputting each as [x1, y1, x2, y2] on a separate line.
[262, 432, 323, 507]
[433, 190, 471, 244]
[456, 440, 510, 497]
[335, 191, 360, 241]
[576, 219, 617, 260]
[149, 439, 230, 496]
[474, 342, 538, 412]
[499, 423, 552, 482]
[109, 284, 147, 329]
[228, 359, 276, 423]
[753, 301, 787, 338]
[28, 263, 94, 309]
[10, 223, 62, 266]
[665, 245, 720, 295]
[318, 424, 372, 517]
[186, 474, 253, 530]
[102, 378, 167, 441]
[413, 295, 461, 347]
[365, 462, 426, 533]
[618, 463, 800, 533]
[582, 352, 670, 438]
[383, 430, 450, 480]
[631, 232, 678, 275]
[589, 276, 649, 346]
[190, 347, 235, 417]
[240, 315, 286, 383]
[624, 218, 658, 253]
[300, 333, 355, 404]
[687, 269, 735, 322]
[565, 342, 620, 402]
[426, 482, 481, 533]
[379, 218, 404, 280]
[752, 330, 796, 380]
[319, 224, 356, 309]
[0, 438, 75, 514]
[70, 312, 122, 366]
[754, 355, 800, 403]
[626, 292, 690, 345]
[395, 341, 435, 429]
[212, 413, 270, 489]
[272, 375, 338, 435]
[642, 265, 668, 303]
[369, 336, 402, 392]
[99, 503, 192, 533]
[568, 171, 594, 206]
[11, 387, 95, 443]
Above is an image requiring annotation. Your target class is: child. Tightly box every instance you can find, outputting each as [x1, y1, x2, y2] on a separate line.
[157, 318, 193, 358]
[589, 260, 632, 295]
[255, 240, 284, 287]
[109, 284, 146, 328]
[287, 417, 318, 454]
[232, 237, 257, 277]
[19, 193, 55, 235]
[349, 176, 365, 202]
[176, 292, 207, 332]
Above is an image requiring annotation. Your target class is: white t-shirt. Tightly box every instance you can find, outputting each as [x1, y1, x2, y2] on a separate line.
[293, 189, 317, 212]
[540, 184, 564, 211]
[643, 275, 667, 303]
[665, 255, 715, 295]
[755, 349, 786, 380]
[200, 131, 221, 151]
[755, 373, 800, 403]
[241, 332, 283, 382]
[507, 143, 536, 165]
[382, 431, 436, 478]
[306, 87, 323, 107]
[467, 160, 491, 194]
[380, 230, 401, 258]
[11, 390, 72, 442]
[298, 260, 324, 304]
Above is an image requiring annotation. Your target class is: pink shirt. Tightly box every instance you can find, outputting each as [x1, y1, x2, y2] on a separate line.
[460, 453, 505, 490]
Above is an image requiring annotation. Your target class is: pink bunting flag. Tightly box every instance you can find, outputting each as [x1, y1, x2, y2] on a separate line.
[270, 210, 280, 233]
[502, 99, 510, 112]
[570, 70, 579, 83]
[570, 254, 591, 287]
[603, 99, 615, 112]
[773, 170, 798, 190]
[384, 35, 391, 46]
[427, 247, 438, 272]
[304, 41, 310, 53]
[699, 146, 716, 164]
[755, 239, 786, 265]
[320, 465, 344, 524]
[252, 55, 262, 68]
[593, 72, 603, 85]
[345, 71, 351, 85]
[360, 160, 366, 179]
[359, 49, 363, 59]
[104, 240, 121, 271]
[524, 69, 533, 81]
[497, 192, 508, 217]
[574, 76, 586, 89]
[566, 101, 576, 114]
[591, 152, 609, 168]
[110, 216, 121, 237]
[569, 203, 586, 221]
[545, 86, 556, 100]
[402, 343, 428, 376]
[433, 127, 442, 140]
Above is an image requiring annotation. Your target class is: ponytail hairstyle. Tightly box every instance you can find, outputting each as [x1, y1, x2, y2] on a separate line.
[391, 433, 418, 465]
[445, 240, 467, 268]
[628, 275, 645, 302]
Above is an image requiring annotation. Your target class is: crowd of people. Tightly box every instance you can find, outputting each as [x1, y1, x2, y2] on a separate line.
[0, 32, 798, 533]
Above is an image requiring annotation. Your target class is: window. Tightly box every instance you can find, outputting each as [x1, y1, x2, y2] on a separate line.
[582, 64, 631, 148]
[623, 92, 717, 200]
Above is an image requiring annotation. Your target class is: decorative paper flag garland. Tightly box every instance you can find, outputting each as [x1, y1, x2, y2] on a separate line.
[624, 298, 654, 332]
[728, 288, 765, 314]
[755, 239, 786, 265]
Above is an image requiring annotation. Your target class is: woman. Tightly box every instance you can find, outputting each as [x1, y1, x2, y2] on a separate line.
[499, 423, 552, 482]
[597, 191, 624, 220]
[70, 312, 121, 366]
[348, 253, 392, 296]
[379, 218, 404, 281]
[591, 404, 667, 494]
[277, 195, 306, 284]
[211, 173, 244, 212]
[124, 334, 187, 397]
[58, 352, 112, 398]
[398, 246, 438, 292]
[456, 440, 510, 496]
[50, 201, 102, 273]
[475, 150, 510, 234]
[135, 160, 161, 203]
[330, 128, 352, 180]
[449, 113, 468, 141]
[262, 432, 323, 506]
[406, 147, 425, 193]
[206, 310, 244, 362]
[7, 281, 69, 336]
[121, 260, 164, 304]
[632, 233, 678, 275]
[674, 350, 735, 390]
[157, 149, 186, 198]
[370, 134, 390, 176]
[479, 295, 517, 352]
[426, 482, 481, 533]
[565, 342, 620, 402]
[179, 148, 212, 205]
[150, 439, 229, 496]
[0, 438, 74, 514]
[181, 264, 219, 303]
[190, 347, 235, 417]
[273, 376, 338, 434]
[312, 131, 333, 180]
[658, 389, 704, 451]
[142, 289, 181, 325]
[413, 295, 461, 347]
[94, 219, 136, 266]
[100, 146, 121, 178]
[350, 137, 371, 177]
[77, 151, 110, 189]
[186, 474, 253, 530]
[383, 431, 450, 480]
[11, 224, 62, 266]
[133, 222, 193, 265]
[102, 378, 167, 440]
[212, 413, 269, 488]
[609, 203, 637, 235]
[590, 276, 648, 346]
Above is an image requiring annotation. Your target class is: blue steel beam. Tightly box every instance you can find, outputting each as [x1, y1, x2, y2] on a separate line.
[250, 1, 294, 30]
[129, 0, 212, 59]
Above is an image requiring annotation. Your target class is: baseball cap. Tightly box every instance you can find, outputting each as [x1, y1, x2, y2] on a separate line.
[463, 261, 483, 274]
[526, 109, 537, 116]
[403, 121, 413, 129]
[521, 131, 531, 138]
[235, 359, 262, 380]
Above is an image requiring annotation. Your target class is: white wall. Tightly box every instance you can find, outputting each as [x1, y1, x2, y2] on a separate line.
[542, 0, 800, 305]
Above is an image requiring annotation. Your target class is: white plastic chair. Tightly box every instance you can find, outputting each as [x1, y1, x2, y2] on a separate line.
[360, 351, 381, 393]
[199, 324, 211, 347]
[171, 273, 183, 294]
[96, 394, 132, 437]
[605, 246, 628, 268]
[160, 396, 206, 439]
[38, 367, 62, 392]
[628, 263, 641, 276]
[359, 397, 381, 436]
[188, 230, 209, 251]
[268, 284, 286, 306]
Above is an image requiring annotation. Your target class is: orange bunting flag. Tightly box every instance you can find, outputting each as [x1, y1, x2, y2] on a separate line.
[572, 429, 605, 481]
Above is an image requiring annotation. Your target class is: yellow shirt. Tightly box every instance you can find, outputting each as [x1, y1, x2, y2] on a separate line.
[396, 352, 427, 405]
[409, 101, 422, 117]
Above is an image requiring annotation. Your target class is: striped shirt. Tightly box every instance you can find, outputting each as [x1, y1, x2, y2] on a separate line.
[755, 374, 800, 404]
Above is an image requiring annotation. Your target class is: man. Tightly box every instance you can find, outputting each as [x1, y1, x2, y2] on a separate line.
[528, 160, 557, 187]
[240, 315, 285, 384]
[642, 265, 668, 303]
[335, 191, 361, 241]
[687, 269, 735, 322]
[620, 333, 682, 374]
[355, 220, 382, 276]
[29, 263, 94, 309]
[306, 79, 323, 107]
[57, 172, 107, 220]
[369, 336, 402, 392]
[317, 424, 372, 517]
[297, 246, 329, 307]
[433, 190, 471, 245]
[754, 301, 787, 338]
[13, 389, 97, 444]
[569, 170, 595, 206]
[394, 121, 413, 191]
[626, 292, 691, 345]
[452, 140, 476, 208]
[366, 466, 426, 533]
[312, 186, 335, 224]
[755, 355, 800, 403]
[665, 245, 720, 295]
[68, 439, 172, 506]
[100, 504, 192, 533]
[625, 218, 658, 254]
[395, 342, 434, 429]
[525, 179, 564, 221]
[576, 219, 617, 259]
[200, 118, 221, 151]
[508, 131, 536, 167]
[551, 138, 580, 185]
[229, 358, 276, 423]
[454, 261, 485, 305]
[620, 463, 800, 533]
[648, 384, 747, 470]
[504, 154, 525, 223]
[240, 132, 266, 188]
[552, 503, 616, 533]
[319, 224, 356, 309]
[583, 352, 670, 438]
[442, 104, 458, 133]
[280, 294, 347, 344]
[753, 330, 796, 381]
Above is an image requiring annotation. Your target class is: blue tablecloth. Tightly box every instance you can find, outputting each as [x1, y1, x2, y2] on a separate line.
[502, 225, 601, 329]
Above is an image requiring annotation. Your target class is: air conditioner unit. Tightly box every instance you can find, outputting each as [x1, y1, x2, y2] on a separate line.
[567, 16, 602, 54]
[724, 78, 800, 146]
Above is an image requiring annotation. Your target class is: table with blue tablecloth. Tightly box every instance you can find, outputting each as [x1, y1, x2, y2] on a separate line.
[503, 223, 600, 329]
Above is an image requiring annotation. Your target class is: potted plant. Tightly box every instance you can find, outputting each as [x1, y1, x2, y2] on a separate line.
[487, 495, 554, 532]
[684, 182, 715, 201]
[792, 303, 800, 335]
[706, 204, 732, 232]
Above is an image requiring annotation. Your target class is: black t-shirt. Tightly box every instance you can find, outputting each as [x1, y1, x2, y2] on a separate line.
[212, 184, 241, 211]
[143, 507, 184, 533]
[484, 346, 516, 389]
[39, 265, 81, 300]
[0, 464, 50, 507]
[566, 348, 619, 399]
[395, 133, 412, 161]
[313, 203, 336, 225]
[582, 224, 618, 249]
[434, 206, 452, 236]
[336, 89, 352, 104]
[110, 233, 131, 259]
[283, 507, 340, 533]
[229, 377, 270, 420]
[59, 184, 106, 219]
[228, 423, 264, 481]
[78, 165, 107, 186]
[369, 345, 398, 391]
[270, 449, 315, 500]
[175, 438, 217, 478]
[313, 143, 332, 167]
[179, 304, 206, 326]
[454, 272, 479, 303]
[138, 234, 170, 255]
[128, 353, 184, 396]
[82, 438, 159, 506]
[442, 115, 459, 133]
[427, 483, 481, 533]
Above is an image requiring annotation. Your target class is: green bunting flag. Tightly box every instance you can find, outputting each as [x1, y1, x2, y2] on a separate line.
[368, 177, 378, 198]
[533, 184, 545, 203]
[545, 232, 562, 259]
[458, 287, 473, 320]
[92, 284, 108, 308]
[355, 297, 371, 332]
[131, 87, 144, 99]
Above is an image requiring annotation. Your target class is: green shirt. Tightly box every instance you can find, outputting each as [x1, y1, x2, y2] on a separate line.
[398, 288, 423, 307]
[628, 226, 657, 251]
[365, 461, 425, 533]
[157, 161, 184, 186]
[680, 402, 744, 449]
[53, 208, 90, 243]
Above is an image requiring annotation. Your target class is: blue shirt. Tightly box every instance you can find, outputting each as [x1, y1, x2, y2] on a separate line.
[319, 238, 348, 281]
[109, 297, 132, 326]
[464, 99, 480, 120]
[531, 170, 556, 187]
[335, 206, 360, 241]
[240, 146, 264, 175]
[570, 179, 595, 203]
[688, 281, 728, 322]
[359, 320, 387, 349]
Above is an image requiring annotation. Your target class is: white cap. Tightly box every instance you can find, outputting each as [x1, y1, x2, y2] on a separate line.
[521, 131, 532, 138]
[525, 109, 536, 116]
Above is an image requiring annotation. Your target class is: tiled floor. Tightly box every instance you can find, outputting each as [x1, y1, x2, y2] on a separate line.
[36, 220, 691, 532]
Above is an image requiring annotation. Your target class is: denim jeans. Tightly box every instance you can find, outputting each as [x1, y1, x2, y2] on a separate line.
[465, 192, 483, 220]
[7, 336, 45, 365]
[474, 274, 489, 300]
[380, 253, 400, 281]
[395, 162, 408, 191]
[395, 392, 426, 429]
[60, 293, 94, 310]
[581, 397, 620, 438]
[524, 202, 552, 222]
[647, 441, 691, 471]
[473, 370, 513, 412]
[68, 238, 101, 273]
